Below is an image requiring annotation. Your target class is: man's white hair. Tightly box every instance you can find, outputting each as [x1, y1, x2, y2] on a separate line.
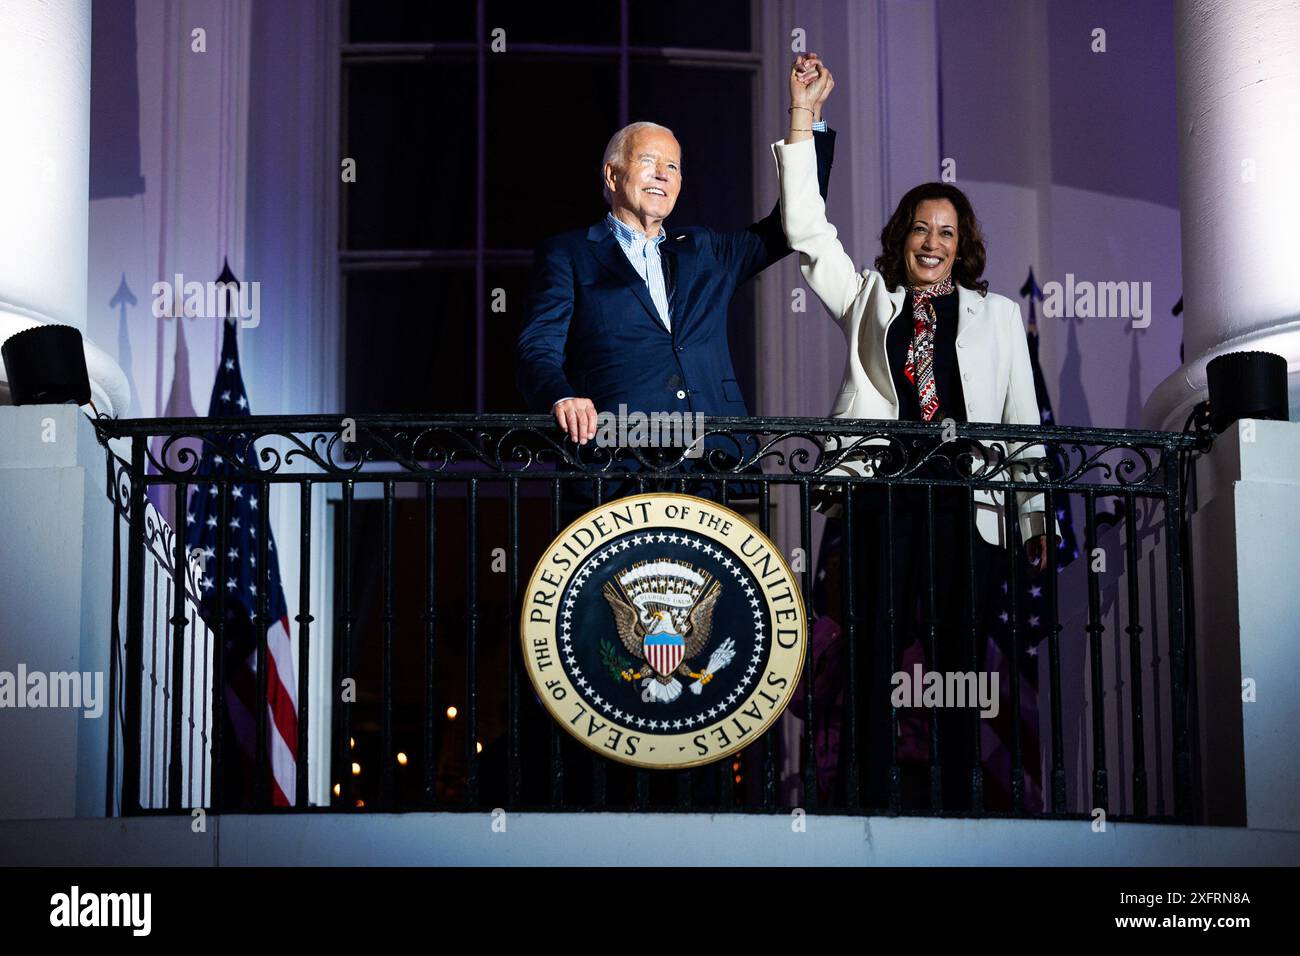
[600, 121, 676, 207]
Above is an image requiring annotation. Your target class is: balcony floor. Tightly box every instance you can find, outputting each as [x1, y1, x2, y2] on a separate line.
[1, 813, 1296, 866]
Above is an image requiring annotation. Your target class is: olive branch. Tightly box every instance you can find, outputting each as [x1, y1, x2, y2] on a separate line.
[600, 639, 633, 681]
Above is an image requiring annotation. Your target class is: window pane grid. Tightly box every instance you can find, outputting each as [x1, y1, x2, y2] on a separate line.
[340, 0, 755, 414]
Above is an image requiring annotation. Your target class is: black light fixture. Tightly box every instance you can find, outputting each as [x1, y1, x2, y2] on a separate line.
[1, 324, 92, 406]
[1206, 350, 1289, 433]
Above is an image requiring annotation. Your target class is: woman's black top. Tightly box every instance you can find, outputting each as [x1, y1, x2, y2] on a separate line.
[885, 288, 966, 423]
[879, 287, 969, 503]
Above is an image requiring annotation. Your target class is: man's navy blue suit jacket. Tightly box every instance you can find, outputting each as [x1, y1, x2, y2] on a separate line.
[517, 130, 836, 425]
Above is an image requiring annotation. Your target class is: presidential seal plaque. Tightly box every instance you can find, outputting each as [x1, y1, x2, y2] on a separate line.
[521, 493, 806, 769]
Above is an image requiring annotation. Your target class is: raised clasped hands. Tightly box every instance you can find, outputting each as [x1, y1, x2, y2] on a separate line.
[789, 53, 834, 123]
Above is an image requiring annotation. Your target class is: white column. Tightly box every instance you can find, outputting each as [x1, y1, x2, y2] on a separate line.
[0, 0, 128, 415]
[1145, 0, 1300, 429]
[1190, 419, 1300, 830]
[0, 406, 115, 819]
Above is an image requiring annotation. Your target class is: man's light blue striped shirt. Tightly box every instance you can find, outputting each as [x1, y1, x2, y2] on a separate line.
[605, 211, 672, 331]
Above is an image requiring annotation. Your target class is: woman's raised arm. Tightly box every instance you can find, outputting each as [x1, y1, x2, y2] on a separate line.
[775, 56, 865, 322]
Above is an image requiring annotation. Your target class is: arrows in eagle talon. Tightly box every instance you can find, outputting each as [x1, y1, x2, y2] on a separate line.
[690, 638, 737, 695]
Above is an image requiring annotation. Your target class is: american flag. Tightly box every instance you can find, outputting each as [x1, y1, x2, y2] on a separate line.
[183, 300, 298, 807]
[979, 270, 1083, 811]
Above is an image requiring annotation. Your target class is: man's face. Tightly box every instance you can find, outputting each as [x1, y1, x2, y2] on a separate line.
[605, 128, 682, 227]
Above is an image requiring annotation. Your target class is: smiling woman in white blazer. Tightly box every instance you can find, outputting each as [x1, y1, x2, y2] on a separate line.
[774, 62, 1052, 562]
[777, 55, 1055, 811]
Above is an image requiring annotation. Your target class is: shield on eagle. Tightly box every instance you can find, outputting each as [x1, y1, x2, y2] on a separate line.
[643, 630, 686, 677]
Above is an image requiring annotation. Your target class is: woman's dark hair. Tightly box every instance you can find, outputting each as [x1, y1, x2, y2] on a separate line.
[874, 182, 988, 295]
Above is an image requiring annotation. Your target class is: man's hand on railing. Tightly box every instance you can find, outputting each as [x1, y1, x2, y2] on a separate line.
[553, 397, 598, 445]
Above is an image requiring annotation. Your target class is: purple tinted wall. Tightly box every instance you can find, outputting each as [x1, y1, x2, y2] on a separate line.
[938, 0, 1178, 208]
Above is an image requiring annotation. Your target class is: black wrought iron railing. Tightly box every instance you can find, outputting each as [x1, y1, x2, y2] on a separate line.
[92, 414, 1204, 822]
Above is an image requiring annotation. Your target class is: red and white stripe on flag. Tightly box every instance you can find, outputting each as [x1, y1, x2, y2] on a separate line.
[266, 616, 299, 806]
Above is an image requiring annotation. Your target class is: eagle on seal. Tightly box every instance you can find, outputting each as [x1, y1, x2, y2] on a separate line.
[602, 577, 732, 703]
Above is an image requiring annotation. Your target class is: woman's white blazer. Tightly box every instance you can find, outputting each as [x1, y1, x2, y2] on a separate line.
[771, 136, 1055, 549]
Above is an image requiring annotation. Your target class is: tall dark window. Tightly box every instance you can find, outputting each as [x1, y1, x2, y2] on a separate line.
[339, 0, 757, 416]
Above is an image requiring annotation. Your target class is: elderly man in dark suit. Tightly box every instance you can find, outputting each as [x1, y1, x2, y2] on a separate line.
[517, 58, 836, 482]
